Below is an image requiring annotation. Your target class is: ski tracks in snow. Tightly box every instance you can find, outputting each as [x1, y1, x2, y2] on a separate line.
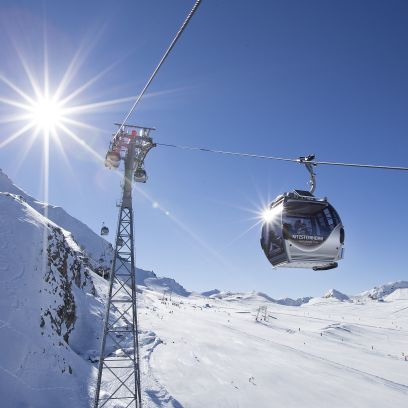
[140, 330, 184, 408]
[224, 324, 408, 394]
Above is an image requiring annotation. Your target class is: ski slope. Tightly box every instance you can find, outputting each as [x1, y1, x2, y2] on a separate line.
[138, 290, 408, 408]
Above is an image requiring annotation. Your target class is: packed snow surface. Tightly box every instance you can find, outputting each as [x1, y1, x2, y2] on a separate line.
[140, 290, 408, 408]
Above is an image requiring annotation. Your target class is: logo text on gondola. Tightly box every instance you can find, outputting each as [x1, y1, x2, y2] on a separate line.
[291, 234, 324, 241]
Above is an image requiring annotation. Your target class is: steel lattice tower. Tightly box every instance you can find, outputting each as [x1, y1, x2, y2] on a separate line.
[94, 125, 155, 408]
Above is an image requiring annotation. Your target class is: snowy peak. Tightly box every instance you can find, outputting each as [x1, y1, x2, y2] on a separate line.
[323, 289, 350, 302]
[0, 168, 32, 198]
[255, 292, 312, 306]
[200, 289, 311, 306]
[143, 275, 190, 297]
[276, 296, 313, 306]
[203, 291, 260, 302]
[357, 281, 408, 301]
[201, 289, 221, 297]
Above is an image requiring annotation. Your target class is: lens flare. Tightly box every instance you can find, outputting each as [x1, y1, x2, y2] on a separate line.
[262, 206, 281, 223]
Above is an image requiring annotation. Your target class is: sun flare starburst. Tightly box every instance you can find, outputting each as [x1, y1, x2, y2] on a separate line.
[29, 95, 64, 132]
[262, 206, 281, 223]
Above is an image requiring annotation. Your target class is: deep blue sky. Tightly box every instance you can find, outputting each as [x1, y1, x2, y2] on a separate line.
[0, 0, 407, 298]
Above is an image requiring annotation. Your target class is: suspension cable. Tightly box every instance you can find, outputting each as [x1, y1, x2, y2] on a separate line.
[156, 142, 298, 163]
[156, 142, 408, 171]
[113, 0, 202, 143]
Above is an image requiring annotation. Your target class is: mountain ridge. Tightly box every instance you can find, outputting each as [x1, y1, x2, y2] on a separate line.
[0, 169, 186, 293]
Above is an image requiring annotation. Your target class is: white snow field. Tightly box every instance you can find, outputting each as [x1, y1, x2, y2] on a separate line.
[1, 169, 408, 408]
[140, 291, 408, 408]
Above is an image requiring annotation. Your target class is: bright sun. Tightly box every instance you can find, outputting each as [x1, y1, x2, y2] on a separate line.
[29, 96, 64, 132]
[0, 39, 151, 220]
[0, 45, 143, 160]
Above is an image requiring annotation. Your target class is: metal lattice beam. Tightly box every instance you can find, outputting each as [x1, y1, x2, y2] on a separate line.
[94, 125, 155, 408]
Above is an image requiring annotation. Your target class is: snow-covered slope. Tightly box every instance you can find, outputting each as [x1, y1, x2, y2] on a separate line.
[0, 171, 190, 407]
[142, 275, 190, 296]
[355, 281, 408, 301]
[0, 192, 183, 408]
[384, 288, 408, 301]
[0, 169, 186, 291]
[0, 192, 104, 407]
[0, 169, 112, 269]
[140, 287, 408, 408]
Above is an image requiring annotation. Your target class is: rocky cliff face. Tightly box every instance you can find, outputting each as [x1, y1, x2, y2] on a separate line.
[41, 225, 96, 344]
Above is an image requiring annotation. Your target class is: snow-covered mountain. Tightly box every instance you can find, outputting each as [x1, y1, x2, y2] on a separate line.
[143, 275, 190, 296]
[200, 288, 221, 297]
[0, 171, 190, 407]
[0, 169, 187, 291]
[1, 169, 407, 407]
[0, 169, 113, 271]
[355, 281, 408, 301]
[275, 296, 313, 306]
[0, 192, 103, 407]
[201, 288, 312, 306]
[323, 288, 350, 302]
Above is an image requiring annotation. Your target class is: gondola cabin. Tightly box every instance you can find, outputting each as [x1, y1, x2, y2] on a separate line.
[105, 150, 121, 169]
[134, 167, 147, 183]
[100, 225, 109, 236]
[260, 190, 344, 270]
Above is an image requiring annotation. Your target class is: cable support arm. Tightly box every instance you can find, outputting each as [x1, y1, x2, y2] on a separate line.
[298, 155, 317, 193]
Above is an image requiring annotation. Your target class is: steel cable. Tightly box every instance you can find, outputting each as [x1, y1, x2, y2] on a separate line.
[156, 142, 408, 171]
[113, 0, 202, 143]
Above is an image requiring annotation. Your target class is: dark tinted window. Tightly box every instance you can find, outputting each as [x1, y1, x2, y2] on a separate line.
[283, 200, 339, 246]
[285, 201, 327, 216]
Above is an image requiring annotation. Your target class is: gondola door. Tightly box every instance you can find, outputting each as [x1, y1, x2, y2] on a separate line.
[261, 204, 288, 266]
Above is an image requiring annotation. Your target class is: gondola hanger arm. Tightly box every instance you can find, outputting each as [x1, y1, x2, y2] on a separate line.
[297, 155, 317, 194]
